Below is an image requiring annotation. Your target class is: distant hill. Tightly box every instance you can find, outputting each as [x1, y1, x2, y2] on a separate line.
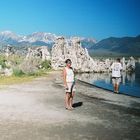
[80, 38, 96, 49]
[89, 35, 140, 56]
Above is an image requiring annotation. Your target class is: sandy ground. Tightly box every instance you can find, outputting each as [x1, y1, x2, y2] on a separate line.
[0, 71, 140, 140]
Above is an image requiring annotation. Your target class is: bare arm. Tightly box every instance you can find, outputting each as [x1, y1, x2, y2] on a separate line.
[63, 68, 67, 88]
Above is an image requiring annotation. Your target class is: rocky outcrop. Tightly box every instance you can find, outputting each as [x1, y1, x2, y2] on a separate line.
[126, 56, 135, 71]
[121, 57, 126, 71]
[0, 66, 13, 76]
[4, 45, 14, 57]
[0, 38, 136, 75]
[51, 37, 136, 73]
[26, 46, 50, 61]
[51, 37, 98, 72]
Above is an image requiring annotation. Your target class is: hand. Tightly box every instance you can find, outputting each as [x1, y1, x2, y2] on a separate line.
[65, 85, 68, 90]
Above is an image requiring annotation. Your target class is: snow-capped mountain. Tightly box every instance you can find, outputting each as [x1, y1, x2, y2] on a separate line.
[0, 31, 22, 43]
[0, 31, 96, 48]
[19, 32, 57, 43]
[0, 31, 57, 45]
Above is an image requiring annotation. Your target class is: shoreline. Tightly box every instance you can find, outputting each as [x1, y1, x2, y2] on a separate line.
[76, 79, 140, 109]
[77, 78, 140, 98]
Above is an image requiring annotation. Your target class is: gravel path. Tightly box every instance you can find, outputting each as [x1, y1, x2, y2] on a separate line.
[0, 71, 140, 140]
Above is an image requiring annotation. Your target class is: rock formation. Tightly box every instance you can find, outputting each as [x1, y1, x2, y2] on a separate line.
[51, 37, 136, 73]
[51, 37, 110, 72]
[0, 60, 14, 76]
[0, 38, 136, 76]
[51, 37, 97, 72]
[26, 46, 50, 60]
[4, 45, 14, 57]
[121, 57, 126, 71]
[126, 56, 135, 71]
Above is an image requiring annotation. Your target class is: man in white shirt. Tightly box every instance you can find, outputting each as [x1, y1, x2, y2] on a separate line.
[111, 58, 122, 93]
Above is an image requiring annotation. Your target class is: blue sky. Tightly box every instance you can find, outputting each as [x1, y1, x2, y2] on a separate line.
[0, 0, 140, 40]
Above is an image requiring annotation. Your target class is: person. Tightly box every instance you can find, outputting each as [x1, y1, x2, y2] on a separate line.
[63, 59, 76, 110]
[111, 58, 122, 93]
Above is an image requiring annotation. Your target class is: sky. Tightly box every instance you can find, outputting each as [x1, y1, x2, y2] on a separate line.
[0, 0, 140, 40]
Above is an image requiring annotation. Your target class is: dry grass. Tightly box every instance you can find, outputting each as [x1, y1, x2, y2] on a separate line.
[0, 75, 36, 85]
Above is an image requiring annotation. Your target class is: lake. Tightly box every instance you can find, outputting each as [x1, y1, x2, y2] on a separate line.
[76, 63, 140, 98]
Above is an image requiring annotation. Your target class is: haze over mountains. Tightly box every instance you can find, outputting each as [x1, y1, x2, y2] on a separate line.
[0, 31, 140, 56]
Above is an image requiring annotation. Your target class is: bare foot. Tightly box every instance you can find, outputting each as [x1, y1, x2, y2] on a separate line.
[70, 106, 74, 109]
[65, 106, 72, 110]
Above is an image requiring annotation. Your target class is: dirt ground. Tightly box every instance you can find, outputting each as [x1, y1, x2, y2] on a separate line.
[0, 71, 140, 140]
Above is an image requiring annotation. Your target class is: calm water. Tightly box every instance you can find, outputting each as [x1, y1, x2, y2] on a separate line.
[76, 63, 140, 98]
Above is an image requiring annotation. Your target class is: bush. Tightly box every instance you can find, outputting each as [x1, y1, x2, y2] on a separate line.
[0, 60, 6, 68]
[41, 60, 51, 69]
[19, 58, 41, 74]
[13, 69, 25, 77]
[0, 56, 7, 68]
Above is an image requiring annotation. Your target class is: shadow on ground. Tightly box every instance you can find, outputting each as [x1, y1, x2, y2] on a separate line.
[73, 102, 83, 108]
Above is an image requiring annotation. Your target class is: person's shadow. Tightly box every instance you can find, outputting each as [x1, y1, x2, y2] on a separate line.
[72, 102, 83, 108]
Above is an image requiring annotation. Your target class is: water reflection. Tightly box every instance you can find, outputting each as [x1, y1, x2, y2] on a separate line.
[76, 71, 140, 97]
[76, 72, 135, 85]
[76, 63, 140, 97]
[121, 72, 135, 86]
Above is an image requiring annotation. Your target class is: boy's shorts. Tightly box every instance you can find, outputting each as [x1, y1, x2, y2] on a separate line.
[112, 77, 121, 85]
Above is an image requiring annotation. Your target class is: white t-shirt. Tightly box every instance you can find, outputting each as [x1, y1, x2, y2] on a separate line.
[111, 62, 122, 77]
[65, 67, 74, 82]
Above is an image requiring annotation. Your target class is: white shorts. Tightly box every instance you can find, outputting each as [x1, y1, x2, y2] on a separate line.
[112, 77, 121, 85]
[65, 82, 76, 93]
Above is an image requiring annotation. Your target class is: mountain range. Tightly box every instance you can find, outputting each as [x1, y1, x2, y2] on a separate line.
[0, 31, 140, 56]
[0, 31, 96, 48]
[89, 35, 140, 56]
[0, 31, 58, 47]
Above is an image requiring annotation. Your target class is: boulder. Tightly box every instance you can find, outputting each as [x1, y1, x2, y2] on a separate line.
[3, 68, 13, 76]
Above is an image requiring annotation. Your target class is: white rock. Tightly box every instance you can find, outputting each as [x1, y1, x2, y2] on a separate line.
[51, 37, 101, 72]
[126, 56, 135, 71]
[4, 68, 13, 76]
[26, 46, 50, 61]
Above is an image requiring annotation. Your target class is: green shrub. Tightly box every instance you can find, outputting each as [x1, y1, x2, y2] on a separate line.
[0, 56, 6, 68]
[41, 60, 51, 69]
[0, 60, 6, 68]
[13, 69, 25, 77]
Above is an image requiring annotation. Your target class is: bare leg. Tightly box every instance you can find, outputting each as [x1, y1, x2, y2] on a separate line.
[65, 93, 70, 109]
[114, 84, 119, 93]
[113, 84, 116, 92]
[70, 92, 75, 109]
[116, 84, 119, 93]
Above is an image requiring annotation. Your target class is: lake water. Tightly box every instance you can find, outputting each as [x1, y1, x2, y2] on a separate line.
[76, 63, 140, 98]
